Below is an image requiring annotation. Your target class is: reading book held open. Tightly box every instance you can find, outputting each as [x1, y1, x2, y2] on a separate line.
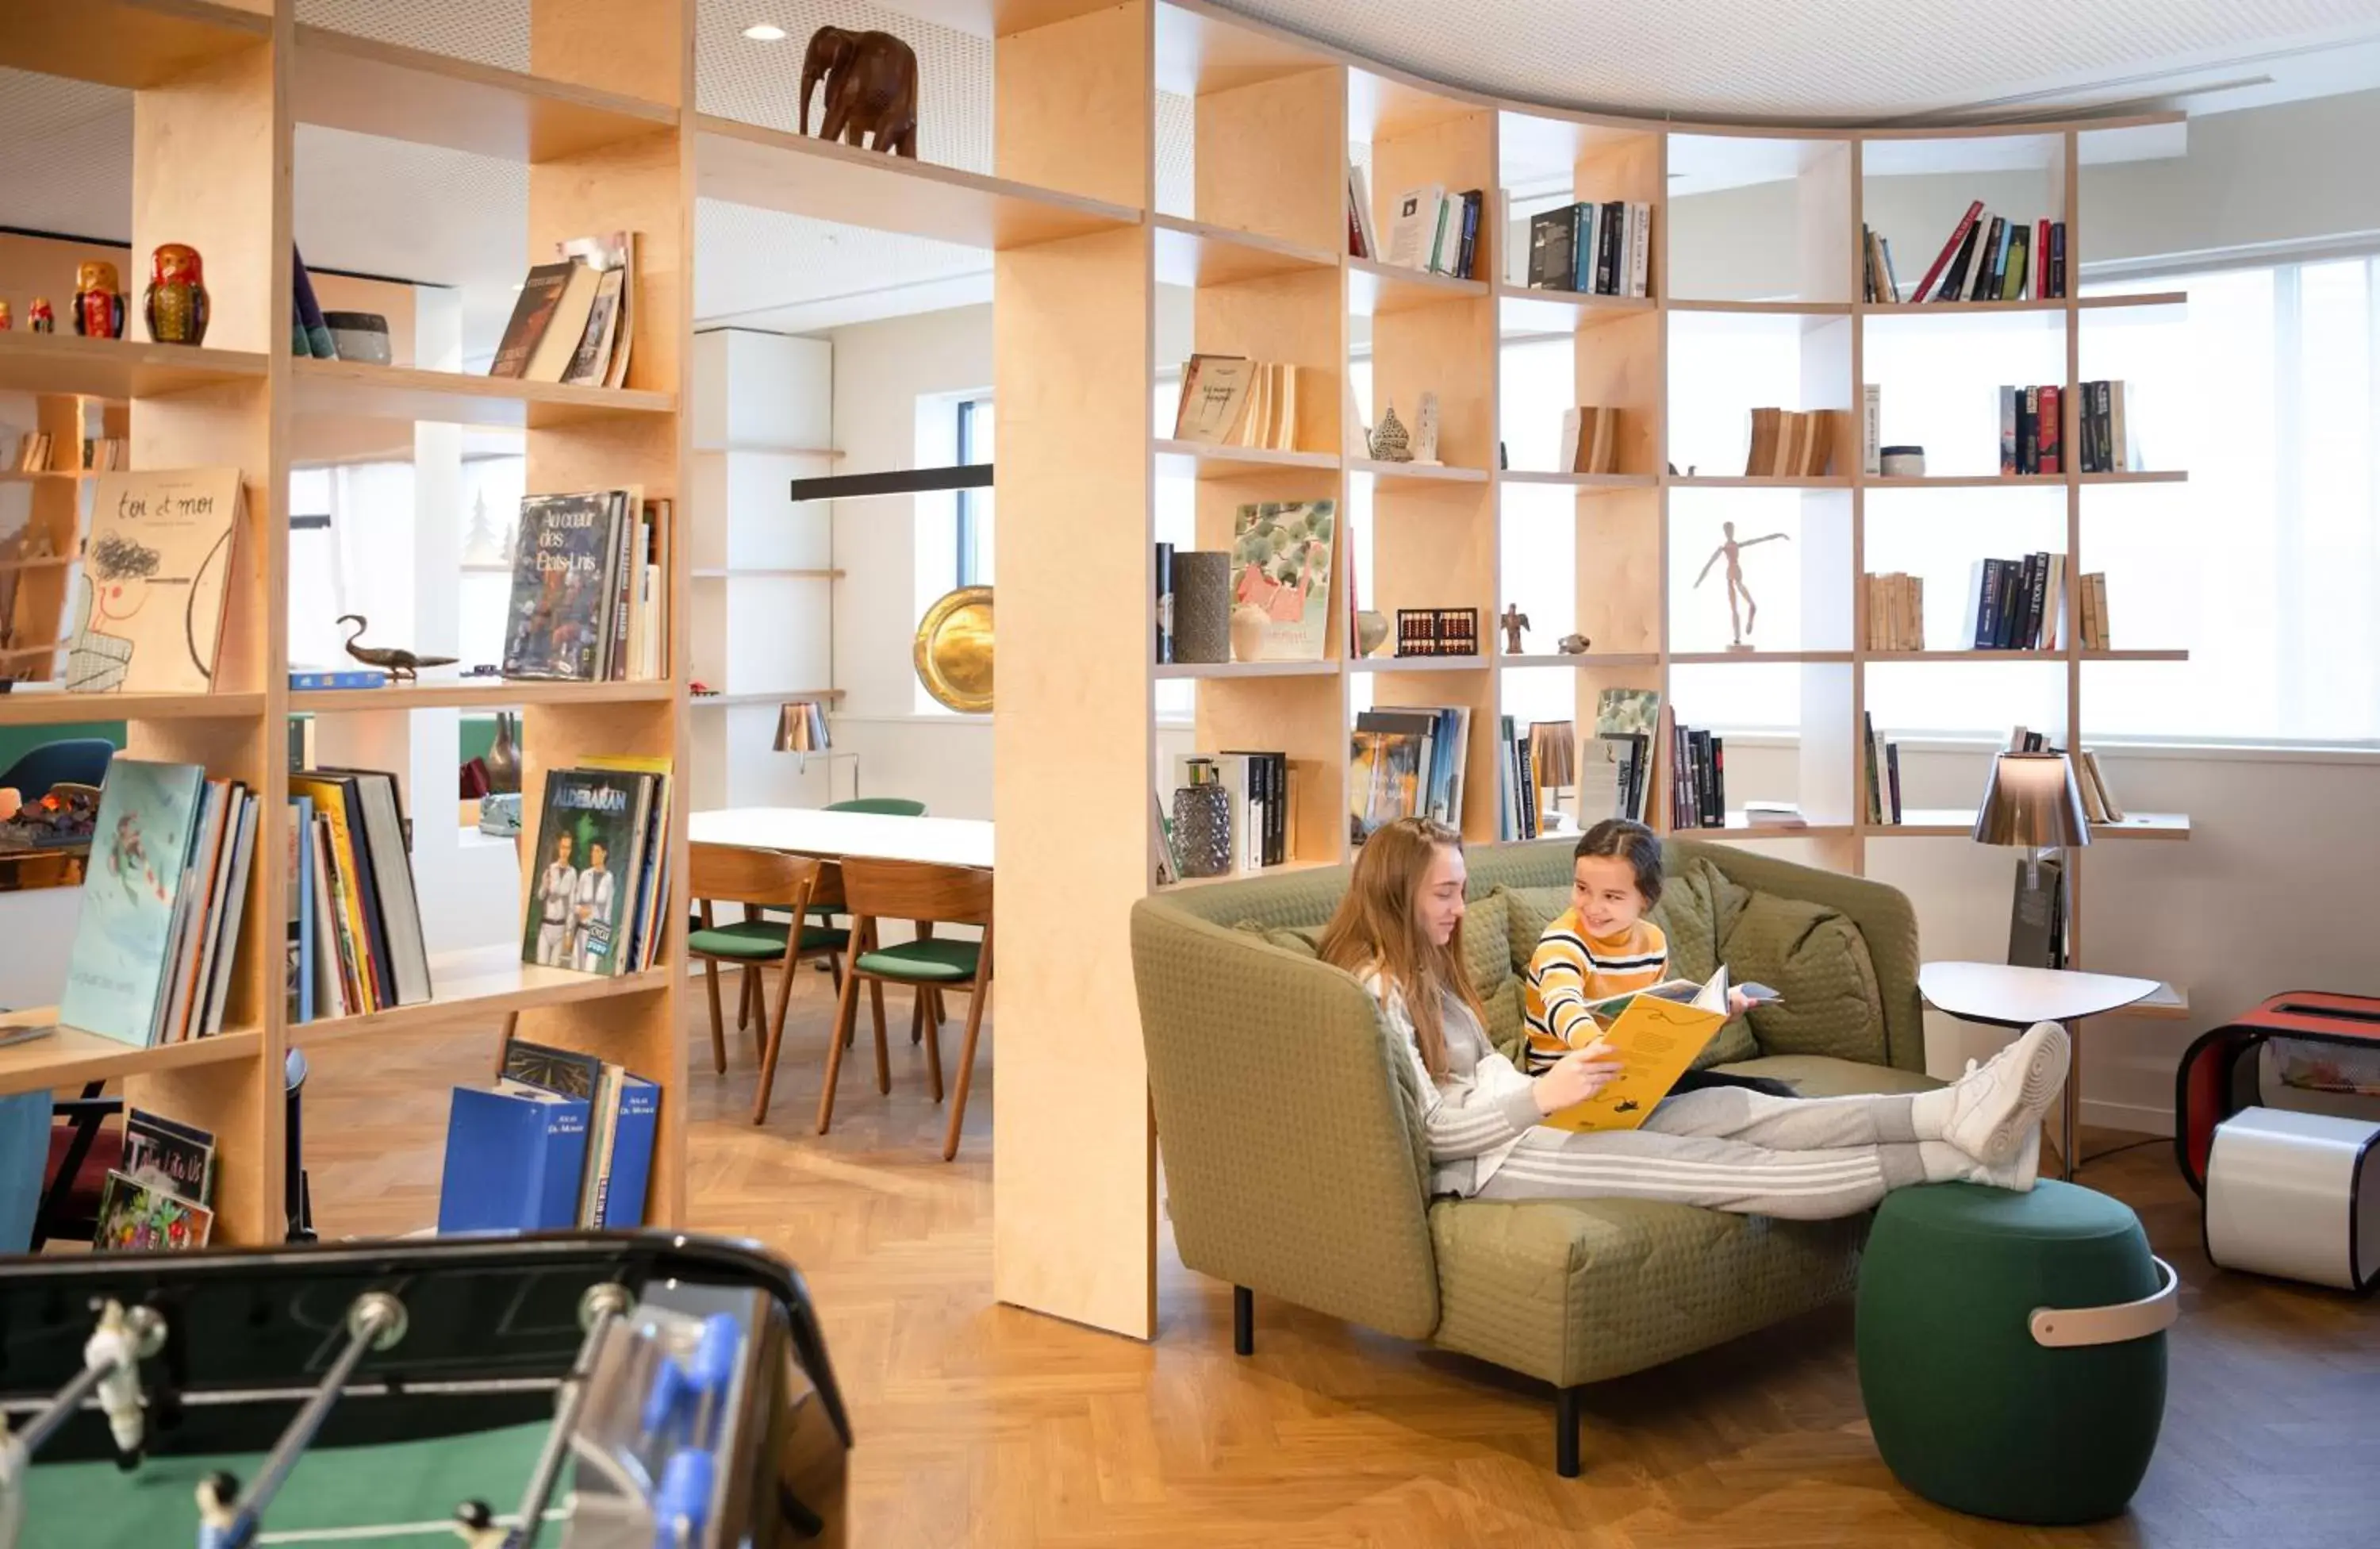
[1537, 965, 1731, 1132]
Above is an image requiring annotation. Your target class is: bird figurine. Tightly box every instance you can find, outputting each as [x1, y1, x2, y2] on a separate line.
[74, 260, 126, 340]
[340, 615, 456, 682]
[144, 244, 209, 345]
[28, 298, 55, 334]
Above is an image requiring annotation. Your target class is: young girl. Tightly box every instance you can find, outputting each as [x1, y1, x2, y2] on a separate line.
[1316, 817, 2068, 1219]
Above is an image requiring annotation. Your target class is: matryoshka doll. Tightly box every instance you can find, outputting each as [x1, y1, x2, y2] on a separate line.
[28, 298, 55, 333]
[144, 243, 209, 345]
[0, 300, 11, 330]
[73, 260, 125, 340]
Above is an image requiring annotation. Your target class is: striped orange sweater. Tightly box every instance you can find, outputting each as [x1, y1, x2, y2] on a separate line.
[1522, 909, 1668, 1074]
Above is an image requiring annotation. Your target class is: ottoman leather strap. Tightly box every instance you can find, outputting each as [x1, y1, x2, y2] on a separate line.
[2028, 1256, 2179, 1348]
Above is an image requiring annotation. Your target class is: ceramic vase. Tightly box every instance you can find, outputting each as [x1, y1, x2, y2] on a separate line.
[1230, 603, 1269, 663]
[1171, 551, 1231, 663]
[486, 711, 523, 794]
[1356, 609, 1390, 658]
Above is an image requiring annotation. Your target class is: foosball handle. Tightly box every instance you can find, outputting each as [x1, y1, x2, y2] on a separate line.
[653, 1449, 713, 1547]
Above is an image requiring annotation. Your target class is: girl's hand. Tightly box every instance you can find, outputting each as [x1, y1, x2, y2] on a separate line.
[1534, 1041, 1626, 1115]
[1727, 987, 1759, 1017]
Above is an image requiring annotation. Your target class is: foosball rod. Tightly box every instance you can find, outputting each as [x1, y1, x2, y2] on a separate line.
[223, 1292, 407, 1549]
[505, 1282, 633, 1549]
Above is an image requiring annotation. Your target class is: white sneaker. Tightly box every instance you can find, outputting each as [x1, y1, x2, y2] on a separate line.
[1940, 1022, 2069, 1166]
[1971, 1124, 2042, 1193]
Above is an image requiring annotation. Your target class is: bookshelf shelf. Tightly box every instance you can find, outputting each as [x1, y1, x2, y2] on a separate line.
[1500, 652, 1661, 668]
[693, 113, 1141, 249]
[1671, 651, 1855, 665]
[2079, 470, 2188, 484]
[295, 679, 679, 713]
[2077, 291, 2189, 313]
[1867, 810, 2192, 841]
[1347, 458, 1490, 490]
[1499, 470, 1658, 490]
[0, 690, 267, 727]
[1496, 284, 1655, 335]
[1154, 215, 1341, 286]
[2080, 649, 2190, 663]
[293, 947, 674, 1051]
[290, 26, 678, 161]
[1154, 660, 1342, 680]
[1154, 440, 1339, 477]
[1349, 655, 1488, 673]
[689, 690, 845, 707]
[1864, 475, 2065, 489]
[1864, 650, 2063, 662]
[1670, 475, 1852, 490]
[0, 1020, 263, 1100]
[288, 359, 676, 429]
[0, 332, 267, 399]
[0, 471, 94, 485]
[2093, 813, 2192, 840]
[1347, 258, 1490, 317]
[0, 0, 268, 91]
[689, 567, 844, 580]
[1673, 299, 1854, 317]
[1861, 298, 2067, 317]
[1157, 856, 1338, 892]
[1695, 817, 1858, 839]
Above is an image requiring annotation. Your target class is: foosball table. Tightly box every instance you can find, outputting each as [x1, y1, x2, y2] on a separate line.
[0, 1232, 848, 1547]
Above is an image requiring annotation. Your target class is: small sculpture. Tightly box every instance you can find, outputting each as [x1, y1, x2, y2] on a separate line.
[1500, 603, 1530, 655]
[28, 298, 55, 333]
[0, 300, 12, 330]
[73, 261, 126, 340]
[1355, 609, 1390, 659]
[143, 244, 209, 345]
[1368, 402, 1412, 463]
[800, 27, 919, 158]
[1692, 520, 1791, 651]
[1558, 632, 1591, 655]
[337, 614, 456, 682]
[1412, 392, 1442, 463]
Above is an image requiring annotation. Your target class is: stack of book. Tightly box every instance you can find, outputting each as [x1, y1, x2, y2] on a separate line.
[1351, 705, 1472, 840]
[2074, 381, 2140, 473]
[60, 759, 263, 1047]
[1175, 752, 1292, 873]
[1171, 356, 1306, 452]
[520, 760, 675, 977]
[1557, 406, 1623, 475]
[18, 434, 132, 472]
[489, 230, 638, 387]
[1860, 224, 1904, 304]
[1525, 200, 1652, 298]
[1965, 552, 2065, 650]
[1384, 185, 1485, 279]
[1863, 711, 1905, 824]
[1906, 202, 2066, 303]
[501, 488, 671, 682]
[437, 1037, 659, 1234]
[288, 768, 433, 1023]
[1583, 687, 1662, 827]
[1998, 384, 2066, 475]
[2075, 571, 2113, 650]
[1497, 717, 1541, 841]
[1668, 718, 1727, 831]
[12, 432, 53, 473]
[93, 1109, 218, 1252]
[1745, 408, 1844, 478]
[1865, 571, 1926, 651]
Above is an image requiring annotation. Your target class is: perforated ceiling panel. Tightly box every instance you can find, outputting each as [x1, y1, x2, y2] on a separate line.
[295, 0, 529, 71]
[0, 70, 132, 241]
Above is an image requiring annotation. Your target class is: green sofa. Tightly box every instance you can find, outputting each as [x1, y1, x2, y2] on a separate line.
[1130, 836, 1938, 1475]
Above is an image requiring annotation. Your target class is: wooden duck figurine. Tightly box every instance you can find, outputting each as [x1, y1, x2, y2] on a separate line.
[340, 614, 456, 682]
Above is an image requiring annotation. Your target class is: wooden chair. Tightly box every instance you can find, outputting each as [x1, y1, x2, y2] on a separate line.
[688, 843, 861, 1125]
[818, 858, 992, 1161]
[746, 795, 933, 1025]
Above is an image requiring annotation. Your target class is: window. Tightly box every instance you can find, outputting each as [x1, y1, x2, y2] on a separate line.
[286, 462, 415, 671]
[955, 395, 992, 588]
[915, 390, 995, 713]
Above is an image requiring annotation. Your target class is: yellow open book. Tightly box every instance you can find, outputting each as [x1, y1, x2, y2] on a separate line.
[1538, 967, 1729, 1132]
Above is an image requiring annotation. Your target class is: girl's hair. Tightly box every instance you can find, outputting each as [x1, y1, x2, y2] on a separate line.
[1317, 816, 1486, 1081]
[1574, 817, 1664, 905]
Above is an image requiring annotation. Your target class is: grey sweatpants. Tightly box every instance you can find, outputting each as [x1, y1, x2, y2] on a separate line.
[1476, 1085, 1929, 1220]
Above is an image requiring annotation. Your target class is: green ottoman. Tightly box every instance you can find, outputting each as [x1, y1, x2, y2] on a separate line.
[1856, 1181, 2177, 1524]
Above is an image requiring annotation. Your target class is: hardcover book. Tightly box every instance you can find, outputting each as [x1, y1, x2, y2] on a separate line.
[521, 769, 652, 976]
[94, 1171, 214, 1251]
[503, 492, 620, 680]
[66, 467, 243, 694]
[436, 1082, 590, 1234]
[1230, 501, 1335, 661]
[60, 759, 207, 1047]
[1172, 354, 1254, 444]
[489, 261, 575, 379]
[121, 1108, 217, 1205]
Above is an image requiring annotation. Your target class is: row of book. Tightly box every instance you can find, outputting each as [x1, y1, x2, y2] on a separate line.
[438, 1037, 658, 1234]
[1862, 712, 1906, 824]
[12, 432, 124, 473]
[1746, 407, 1844, 478]
[1351, 705, 1472, 840]
[520, 761, 675, 978]
[1580, 688, 1663, 828]
[289, 767, 432, 1022]
[1495, 717, 1546, 841]
[1998, 383, 2066, 475]
[1965, 552, 2067, 650]
[2070, 380, 2142, 474]
[1170, 356, 1306, 452]
[60, 760, 263, 1048]
[491, 230, 638, 388]
[1902, 204, 2067, 305]
[2006, 725, 2129, 821]
[1174, 752, 1294, 874]
[1865, 571, 1927, 652]
[1666, 718, 1729, 830]
[2074, 571, 2114, 652]
[1380, 184, 1487, 280]
[93, 1108, 217, 1252]
[1526, 200, 1653, 298]
[501, 488, 671, 682]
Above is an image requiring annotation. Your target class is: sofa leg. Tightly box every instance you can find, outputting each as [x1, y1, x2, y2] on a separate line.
[1231, 1286, 1253, 1356]
[1555, 1386, 1583, 1478]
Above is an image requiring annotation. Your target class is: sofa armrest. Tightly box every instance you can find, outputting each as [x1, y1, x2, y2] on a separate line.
[1131, 898, 1441, 1340]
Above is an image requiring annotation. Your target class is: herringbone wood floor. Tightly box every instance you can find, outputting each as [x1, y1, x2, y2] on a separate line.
[303, 970, 2379, 1547]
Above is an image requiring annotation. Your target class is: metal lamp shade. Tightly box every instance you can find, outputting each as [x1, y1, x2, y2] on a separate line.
[1971, 751, 2090, 848]
[776, 701, 829, 770]
[1530, 721, 1578, 790]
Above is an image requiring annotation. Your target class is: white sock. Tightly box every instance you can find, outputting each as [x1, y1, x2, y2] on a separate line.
[1918, 1140, 1979, 1182]
[1910, 1082, 1961, 1142]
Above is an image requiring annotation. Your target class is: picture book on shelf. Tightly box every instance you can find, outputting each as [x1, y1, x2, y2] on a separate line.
[503, 491, 621, 680]
[1536, 966, 1735, 1133]
[64, 467, 242, 695]
[94, 1171, 213, 1251]
[121, 1107, 217, 1207]
[60, 759, 207, 1047]
[522, 768, 660, 977]
[1229, 501, 1335, 661]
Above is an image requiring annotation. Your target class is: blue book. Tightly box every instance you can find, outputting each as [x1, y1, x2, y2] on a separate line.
[598, 1073, 661, 1229]
[290, 668, 389, 691]
[436, 1082, 589, 1235]
[60, 759, 209, 1047]
[289, 797, 315, 1024]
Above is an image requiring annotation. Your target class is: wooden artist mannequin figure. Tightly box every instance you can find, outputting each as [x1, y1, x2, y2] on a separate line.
[1693, 520, 1790, 651]
[800, 26, 919, 157]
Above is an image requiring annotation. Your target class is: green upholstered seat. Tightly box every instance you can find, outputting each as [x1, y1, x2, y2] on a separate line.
[689, 919, 848, 959]
[854, 937, 978, 982]
[1856, 1180, 2168, 1524]
[826, 797, 927, 816]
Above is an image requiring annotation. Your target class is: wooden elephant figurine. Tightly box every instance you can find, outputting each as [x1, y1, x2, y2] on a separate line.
[800, 25, 919, 158]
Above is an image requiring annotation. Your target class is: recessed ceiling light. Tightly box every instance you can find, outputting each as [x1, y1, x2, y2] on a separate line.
[743, 23, 786, 41]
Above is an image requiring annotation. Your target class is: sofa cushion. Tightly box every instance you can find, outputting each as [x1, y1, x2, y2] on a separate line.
[1458, 890, 1511, 999]
[1427, 1193, 1867, 1387]
[1481, 978, 1526, 1063]
[1234, 919, 1320, 958]
[1706, 1054, 1942, 1097]
[1720, 892, 1889, 1064]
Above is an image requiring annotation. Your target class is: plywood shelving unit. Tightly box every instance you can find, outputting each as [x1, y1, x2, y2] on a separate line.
[0, 0, 693, 1245]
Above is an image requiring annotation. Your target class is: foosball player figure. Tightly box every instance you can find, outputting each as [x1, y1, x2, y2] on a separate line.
[195, 1471, 240, 1549]
[451, 1498, 508, 1549]
[86, 1300, 148, 1469]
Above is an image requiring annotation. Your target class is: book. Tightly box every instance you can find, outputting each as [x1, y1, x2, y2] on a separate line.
[1346, 165, 1379, 259]
[2038, 384, 2062, 475]
[522, 768, 652, 974]
[1527, 206, 1577, 290]
[290, 245, 335, 359]
[502, 1035, 604, 1101]
[194, 787, 258, 1040]
[489, 260, 576, 379]
[1594, 688, 1661, 824]
[593, 1067, 660, 1228]
[520, 260, 601, 384]
[436, 1081, 591, 1234]
[2003, 222, 2029, 301]
[2081, 748, 2124, 821]
[60, 759, 209, 1047]
[503, 491, 621, 680]
[290, 773, 388, 1011]
[289, 668, 388, 690]
[1454, 189, 1484, 279]
[1536, 967, 1735, 1132]
[1173, 353, 1255, 444]
[1230, 501, 1335, 661]
[121, 1108, 216, 1206]
[556, 231, 634, 388]
[1976, 217, 2007, 301]
[1385, 185, 1445, 271]
[1999, 385, 2018, 474]
[1743, 801, 1806, 828]
[1626, 202, 1653, 297]
[66, 467, 243, 695]
[1911, 201, 1984, 302]
[310, 767, 432, 1006]
[93, 1171, 214, 1251]
[1861, 384, 1882, 475]
[287, 795, 314, 1024]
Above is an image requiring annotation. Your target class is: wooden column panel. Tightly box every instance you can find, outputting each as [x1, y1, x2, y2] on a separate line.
[529, 0, 689, 106]
[1575, 486, 1661, 654]
[131, 40, 282, 356]
[1575, 310, 1663, 476]
[998, 2, 1153, 212]
[1192, 675, 1347, 866]
[1195, 66, 1345, 252]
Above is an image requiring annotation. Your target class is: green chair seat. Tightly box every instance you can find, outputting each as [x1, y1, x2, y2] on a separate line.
[827, 797, 927, 816]
[689, 920, 848, 959]
[854, 937, 979, 982]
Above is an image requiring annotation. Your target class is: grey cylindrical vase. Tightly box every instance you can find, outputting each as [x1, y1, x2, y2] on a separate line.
[1172, 551, 1231, 664]
[1172, 782, 1234, 878]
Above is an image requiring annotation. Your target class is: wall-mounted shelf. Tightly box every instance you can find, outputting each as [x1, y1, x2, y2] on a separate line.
[0, 332, 266, 399]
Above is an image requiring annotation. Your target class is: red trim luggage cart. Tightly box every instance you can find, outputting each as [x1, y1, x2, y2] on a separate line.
[2175, 990, 2380, 1194]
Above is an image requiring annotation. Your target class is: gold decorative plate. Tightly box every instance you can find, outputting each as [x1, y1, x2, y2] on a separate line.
[914, 586, 993, 713]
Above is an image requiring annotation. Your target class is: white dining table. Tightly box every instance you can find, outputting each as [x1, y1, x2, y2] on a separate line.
[688, 807, 994, 868]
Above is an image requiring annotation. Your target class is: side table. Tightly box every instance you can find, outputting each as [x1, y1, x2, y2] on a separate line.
[1919, 961, 2161, 1180]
